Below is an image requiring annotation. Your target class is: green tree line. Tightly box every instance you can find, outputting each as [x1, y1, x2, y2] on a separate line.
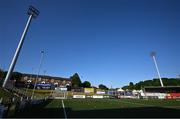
[122, 78, 180, 90]
[70, 73, 109, 90]
[0, 69, 23, 86]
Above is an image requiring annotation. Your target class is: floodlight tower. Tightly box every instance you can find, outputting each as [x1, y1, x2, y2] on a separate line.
[31, 51, 44, 99]
[2, 6, 39, 88]
[43, 70, 47, 76]
[151, 52, 164, 87]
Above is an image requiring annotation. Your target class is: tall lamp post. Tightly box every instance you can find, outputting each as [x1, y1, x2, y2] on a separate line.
[2, 6, 39, 88]
[151, 52, 164, 87]
[31, 51, 44, 99]
[43, 70, 46, 76]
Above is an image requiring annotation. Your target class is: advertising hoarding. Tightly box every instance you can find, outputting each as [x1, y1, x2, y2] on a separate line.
[84, 88, 94, 93]
[73, 95, 86, 99]
[93, 95, 103, 98]
[96, 91, 105, 94]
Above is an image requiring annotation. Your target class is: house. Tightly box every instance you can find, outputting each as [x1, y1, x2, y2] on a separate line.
[21, 73, 71, 87]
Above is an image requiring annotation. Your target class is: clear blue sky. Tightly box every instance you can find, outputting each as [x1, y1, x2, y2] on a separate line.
[0, 0, 180, 88]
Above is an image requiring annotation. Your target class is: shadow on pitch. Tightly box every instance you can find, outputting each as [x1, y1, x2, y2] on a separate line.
[65, 106, 180, 118]
[14, 99, 64, 118]
[14, 100, 180, 118]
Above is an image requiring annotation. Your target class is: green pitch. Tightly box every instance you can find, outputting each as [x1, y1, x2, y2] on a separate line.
[15, 99, 180, 118]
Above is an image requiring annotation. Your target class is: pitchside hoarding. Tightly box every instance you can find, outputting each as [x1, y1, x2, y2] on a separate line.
[36, 83, 52, 89]
[93, 95, 103, 98]
[166, 93, 180, 99]
[55, 87, 67, 92]
[96, 91, 105, 94]
[84, 88, 94, 93]
[73, 95, 86, 98]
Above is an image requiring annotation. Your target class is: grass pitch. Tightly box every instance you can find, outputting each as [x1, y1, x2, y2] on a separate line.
[15, 99, 180, 118]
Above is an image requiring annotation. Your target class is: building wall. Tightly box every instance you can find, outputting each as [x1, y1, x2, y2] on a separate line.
[21, 74, 71, 87]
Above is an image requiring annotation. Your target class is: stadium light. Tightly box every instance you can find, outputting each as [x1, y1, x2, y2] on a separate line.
[2, 6, 39, 88]
[43, 70, 47, 76]
[150, 52, 164, 87]
[31, 51, 44, 99]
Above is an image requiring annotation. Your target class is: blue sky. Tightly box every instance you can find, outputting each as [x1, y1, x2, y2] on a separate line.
[0, 0, 180, 88]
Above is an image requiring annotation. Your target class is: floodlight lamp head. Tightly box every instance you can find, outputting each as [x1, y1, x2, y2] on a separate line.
[150, 51, 156, 57]
[27, 5, 39, 18]
[41, 51, 44, 54]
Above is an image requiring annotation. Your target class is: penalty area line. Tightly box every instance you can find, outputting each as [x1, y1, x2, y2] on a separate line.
[62, 99, 67, 119]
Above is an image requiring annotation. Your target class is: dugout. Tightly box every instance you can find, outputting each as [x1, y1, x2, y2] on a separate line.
[144, 86, 180, 93]
[143, 86, 180, 99]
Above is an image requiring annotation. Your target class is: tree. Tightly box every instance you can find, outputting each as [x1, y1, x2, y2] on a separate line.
[12, 72, 22, 81]
[134, 81, 144, 90]
[70, 73, 82, 88]
[0, 70, 8, 86]
[0, 69, 4, 86]
[98, 84, 108, 90]
[0, 69, 7, 79]
[11, 72, 23, 87]
[0, 69, 3, 78]
[129, 82, 134, 90]
[82, 81, 91, 88]
[122, 78, 180, 90]
[122, 85, 129, 90]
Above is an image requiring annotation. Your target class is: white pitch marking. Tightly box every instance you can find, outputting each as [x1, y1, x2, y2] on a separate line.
[62, 100, 67, 119]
